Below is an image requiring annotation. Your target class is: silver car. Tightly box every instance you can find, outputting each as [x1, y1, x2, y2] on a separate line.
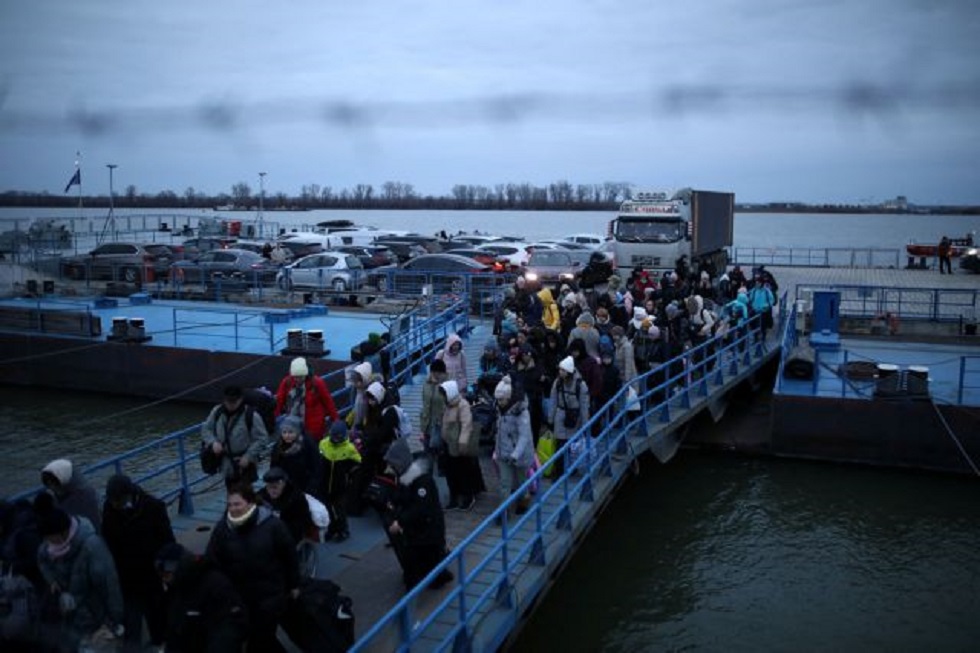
[276, 252, 366, 292]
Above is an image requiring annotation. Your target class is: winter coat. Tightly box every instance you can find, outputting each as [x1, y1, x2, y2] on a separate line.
[164, 553, 247, 653]
[101, 488, 175, 597]
[206, 506, 300, 610]
[614, 334, 638, 386]
[420, 372, 449, 436]
[567, 325, 600, 360]
[441, 384, 477, 458]
[391, 460, 446, 548]
[274, 374, 339, 443]
[37, 516, 124, 636]
[270, 431, 322, 496]
[748, 285, 775, 314]
[494, 398, 535, 469]
[201, 403, 269, 478]
[549, 375, 590, 440]
[318, 438, 362, 501]
[599, 362, 623, 409]
[257, 482, 314, 546]
[41, 459, 102, 533]
[436, 333, 468, 392]
[539, 288, 561, 331]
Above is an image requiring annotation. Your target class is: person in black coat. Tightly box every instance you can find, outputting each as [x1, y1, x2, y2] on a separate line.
[206, 483, 300, 653]
[269, 415, 322, 498]
[383, 439, 454, 591]
[257, 467, 315, 547]
[155, 542, 247, 653]
[102, 474, 176, 653]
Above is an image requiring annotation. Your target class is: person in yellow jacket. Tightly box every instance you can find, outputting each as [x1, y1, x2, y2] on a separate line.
[318, 421, 362, 541]
[538, 287, 561, 331]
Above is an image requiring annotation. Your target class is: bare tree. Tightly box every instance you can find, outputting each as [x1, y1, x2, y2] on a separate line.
[231, 182, 251, 206]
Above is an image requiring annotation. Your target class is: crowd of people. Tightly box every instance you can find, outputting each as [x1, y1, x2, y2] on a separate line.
[0, 253, 779, 651]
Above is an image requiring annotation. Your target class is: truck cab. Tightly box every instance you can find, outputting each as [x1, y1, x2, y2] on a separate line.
[608, 189, 733, 278]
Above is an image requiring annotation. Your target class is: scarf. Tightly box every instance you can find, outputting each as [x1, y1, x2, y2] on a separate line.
[46, 516, 79, 559]
[287, 380, 307, 418]
[226, 504, 257, 529]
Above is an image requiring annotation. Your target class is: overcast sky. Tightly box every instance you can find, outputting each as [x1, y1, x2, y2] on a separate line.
[1, 0, 978, 204]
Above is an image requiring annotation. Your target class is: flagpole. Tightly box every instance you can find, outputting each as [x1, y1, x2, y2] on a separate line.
[75, 151, 83, 227]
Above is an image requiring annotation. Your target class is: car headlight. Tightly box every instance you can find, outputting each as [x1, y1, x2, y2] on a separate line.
[525, 272, 539, 281]
[559, 272, 573, 280]
[967, 248, 978, 256]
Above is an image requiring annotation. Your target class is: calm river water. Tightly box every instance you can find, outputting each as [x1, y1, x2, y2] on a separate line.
[3, 209, 980, 648]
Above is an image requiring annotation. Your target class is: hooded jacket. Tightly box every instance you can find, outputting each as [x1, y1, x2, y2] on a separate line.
[495, 396, 534, 469]
[538, 288, 561, 331]
[440, 381, 477, 458]
[41, 459, 102, 533]
[101, 478, 175, 597]
[390, 456, 446, 548]
[568, 313, 601, 359]
[420, 369, 449, 436]
[436, 333, 468, 396]
[274, 372, 339, 443]
[318, 436, 362, 499]
[37, 516, 124, 635]
[549, 370, 590, 440]
[270, 416, 322, 496]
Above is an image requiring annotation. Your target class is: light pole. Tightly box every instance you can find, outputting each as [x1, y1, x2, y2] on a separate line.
[258, 171, 266, 239]
[106, 163, 118, 241]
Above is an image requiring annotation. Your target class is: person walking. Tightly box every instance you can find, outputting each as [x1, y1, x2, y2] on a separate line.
[201, 385, 269, 486]
[493, 376, 535, 517]
[549, 356, 590, 478]
[319, 421, 362, 542]
[270, 415, 322, 497]
[938, 235, 953, 274]
[206, 483, 300, 653]
[39, 459, 102, 533]
[440, 380, 485, 511]
[382, 439, 454, 591]
[155, 543, 248, 653]
[275, 357, 339, 444]
[419, 359, 449, 467]
[101, 474, 175, 653]
[435, 333, 468, 394]
[35, 504, 125, 652]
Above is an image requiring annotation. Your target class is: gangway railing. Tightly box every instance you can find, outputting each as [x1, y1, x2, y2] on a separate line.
[350, 308, 783, 652]
[9, 298, 470, 510]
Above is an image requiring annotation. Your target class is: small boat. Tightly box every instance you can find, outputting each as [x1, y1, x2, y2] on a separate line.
[905, 233, 975, 258]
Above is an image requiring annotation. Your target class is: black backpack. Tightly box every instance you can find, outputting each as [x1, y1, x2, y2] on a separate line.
[283, 578, 355, 653]
[242, 388, 276, 434]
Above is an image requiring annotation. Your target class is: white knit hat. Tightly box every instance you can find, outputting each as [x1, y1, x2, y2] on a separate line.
[290, 357, 309, 377]
[559, 356, 575, 374]
[494, 375, 513, 402]
[366, 381, 385, 403]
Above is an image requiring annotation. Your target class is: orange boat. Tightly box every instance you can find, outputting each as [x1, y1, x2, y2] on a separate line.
[905, 233, 974, 258]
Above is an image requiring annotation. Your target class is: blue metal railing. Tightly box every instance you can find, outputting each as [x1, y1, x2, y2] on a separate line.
[9, 298, 470, 508]
[732, 246, 901, 269]
[793, 284, 979, 323]
[350, 309, 781, 652]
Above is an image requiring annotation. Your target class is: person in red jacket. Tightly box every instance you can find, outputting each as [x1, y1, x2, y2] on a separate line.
[275, 357, 339, 443]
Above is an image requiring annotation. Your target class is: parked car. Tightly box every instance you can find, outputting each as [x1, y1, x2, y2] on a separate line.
[563, 233, 607, 248]
[478, 241, 530, 267]
[522, 250, 585, 288]
[371, 253, 507, 309]
[275, 238, 323, 261]
[61, 242, 176, 283]
[443, 247, 505, 268]
[170, 248, 279, 285]
[276, 252, 366, 292]
[373, 240, 429, 263]
[335, 245, 397, 269]
[181, 236, 237, 261]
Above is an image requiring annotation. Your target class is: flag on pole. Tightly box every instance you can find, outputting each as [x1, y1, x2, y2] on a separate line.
[64, 169, 81, 193]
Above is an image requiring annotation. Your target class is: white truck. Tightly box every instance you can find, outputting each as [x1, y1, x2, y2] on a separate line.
[606, 188, 734, 278]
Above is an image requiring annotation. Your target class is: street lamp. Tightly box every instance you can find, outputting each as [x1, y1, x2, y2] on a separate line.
[106, 163, 118, 241]
[258, 171, 266, 239]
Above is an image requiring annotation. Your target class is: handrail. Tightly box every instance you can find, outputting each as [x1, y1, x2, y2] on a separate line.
[732, 246, 901, 269]
[793, 284, 979, 322]
[9, 298, 471, 508]
[351, 308, 779, 651]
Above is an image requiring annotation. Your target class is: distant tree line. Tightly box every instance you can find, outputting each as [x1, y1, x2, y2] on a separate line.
[0, 180, 634, 211]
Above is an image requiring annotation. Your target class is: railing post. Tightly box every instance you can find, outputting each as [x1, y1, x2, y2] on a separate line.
[958, 356, 965, 405]
[176, 434, 194, 516]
